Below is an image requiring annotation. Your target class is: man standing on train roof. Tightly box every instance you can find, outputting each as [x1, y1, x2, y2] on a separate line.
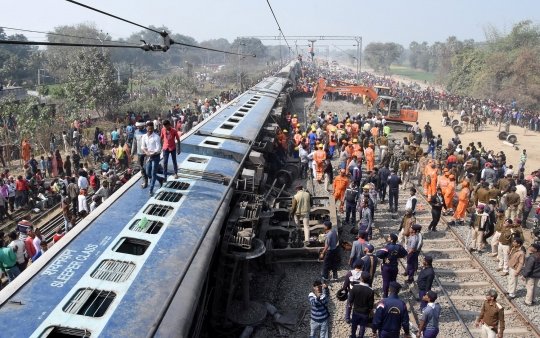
[141, 121, 163, 196]
[372, 281, 412, 338]
[131, 121, 148, 188]
[377, 234, 408, 298]
[160, 119, 181, 181]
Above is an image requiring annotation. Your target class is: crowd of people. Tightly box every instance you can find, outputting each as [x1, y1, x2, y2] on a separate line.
[291, 64, 540, 338]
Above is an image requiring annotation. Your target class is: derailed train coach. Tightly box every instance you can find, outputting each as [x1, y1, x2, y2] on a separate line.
[0, 61, 301, 338]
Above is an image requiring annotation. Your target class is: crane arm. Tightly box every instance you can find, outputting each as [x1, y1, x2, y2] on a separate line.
[312, 77, 379, 111]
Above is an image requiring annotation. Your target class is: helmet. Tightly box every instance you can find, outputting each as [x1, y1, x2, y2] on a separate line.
[353, 139, 358, 143]
[302, 132, 306, 136]
[283, 129, 288, 133]
[294, 147, 299, 151]
[297, 123, 301, 127]
[293, 114, 297, 117]
[318, 144, 323, 148]
[331, 127, 336, 132]
[341, 130, 345, 134]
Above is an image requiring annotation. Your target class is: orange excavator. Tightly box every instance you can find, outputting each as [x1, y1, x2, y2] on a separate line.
[312, 78, 418, 132]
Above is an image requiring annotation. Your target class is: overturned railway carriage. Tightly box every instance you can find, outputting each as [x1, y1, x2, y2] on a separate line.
[0, 61, 301, 338]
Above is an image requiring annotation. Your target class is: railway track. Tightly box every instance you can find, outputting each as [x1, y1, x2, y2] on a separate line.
[325, 107, 540, 336]
[371, 184, 540, 337]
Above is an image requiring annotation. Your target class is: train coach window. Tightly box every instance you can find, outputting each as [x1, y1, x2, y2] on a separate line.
[129, 219, 164, 234]
[187, 156, 208, 164]
[235, 111, 247, 116]
[228, 118, 240, 123]
[143, 204, 174, 217]
[220, 124, 235, 130]
[113, 238, 151, 256]
[63, 289, 116, 317]
[91, 260, 136, 282]
[165, 181, 190, 190]
[40, 326, 91, 338]
[243, 104, 253, 108]
[204, 140, 221, 146]
[155, 191, 183, 203]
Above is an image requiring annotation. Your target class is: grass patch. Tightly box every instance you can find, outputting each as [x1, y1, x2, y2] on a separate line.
[389, 66, 435, 82]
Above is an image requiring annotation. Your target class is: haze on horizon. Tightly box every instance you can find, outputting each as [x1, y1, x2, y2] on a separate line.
[1, 0, 539, 49]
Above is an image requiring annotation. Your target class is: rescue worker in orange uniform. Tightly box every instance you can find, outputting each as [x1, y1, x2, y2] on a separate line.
[313, 144, 326, 182]
[291, 114, 298, 129]
[277, 130, 288, 152]
[345, 122, 352, 135]
[365, 143, 375, 171]
[438, 169, 450, 195]
[351, 121, 359, 139]
[449, 180, 470, 225]
[293, 131, 302, 147]
[443, 174, 456, 215]
[425, 163, 438, 199]
[333, 169, 349, 211]
[328, 127, 338, 158]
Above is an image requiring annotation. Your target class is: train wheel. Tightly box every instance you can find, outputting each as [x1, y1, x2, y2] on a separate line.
[283, 163, 300, 181]
[275, 170, 293, 189]
[507, 134, 517, 144]
[452, 125, 463, 134]
[498, 131, 508, 140]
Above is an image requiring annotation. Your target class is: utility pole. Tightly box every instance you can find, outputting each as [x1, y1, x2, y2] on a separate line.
[308, 39, 316, 62]
[279, 34, 282, 65]
[355, 37, 362, 83]
[129, 63, 133, 98]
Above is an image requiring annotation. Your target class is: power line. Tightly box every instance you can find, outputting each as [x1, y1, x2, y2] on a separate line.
[0, 39, 143, 49]
[0, 26, 138, 45]
[66, 0, 162, 35]
[65, 1, 255, 57]
[265, 0, 291, 50]
[171, 45, 254, 57]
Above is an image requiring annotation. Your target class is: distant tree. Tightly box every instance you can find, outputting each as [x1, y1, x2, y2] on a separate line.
[364, 42, 404, 74]
[53, 48, 126, 119]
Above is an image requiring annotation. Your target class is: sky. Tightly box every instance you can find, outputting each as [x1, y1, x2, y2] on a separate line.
[1, 0, 539, 50]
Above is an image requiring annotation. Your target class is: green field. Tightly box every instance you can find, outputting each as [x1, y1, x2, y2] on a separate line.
[390, 66, 435, 83]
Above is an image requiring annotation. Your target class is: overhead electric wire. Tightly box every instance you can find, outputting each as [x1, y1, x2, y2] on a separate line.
[66, 0, 162, 35]
[171, 44, 254, 57]
[0, 26, 139, 45]
[332, 44, 356, 59]
[265, 0, 291, 50]
[0, 40, 142, 49]
[64, 1, 255, 57]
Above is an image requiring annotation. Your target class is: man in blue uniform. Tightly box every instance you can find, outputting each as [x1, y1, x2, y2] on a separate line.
[376, 234, 408, 298]
[319, 221, 339, 281]
[418, 290, 441, 338]
[404, 224, 423, 283]
[361, 244, 378, 287]
[372, 281, 412, 338]
[387, 170, 402, 213]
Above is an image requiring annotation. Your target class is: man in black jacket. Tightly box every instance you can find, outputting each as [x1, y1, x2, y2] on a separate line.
[348, 271, 374, 338]
[522, 243, 540, 306]
[417, 255, 435, 311]
[428, 187, 446, 231]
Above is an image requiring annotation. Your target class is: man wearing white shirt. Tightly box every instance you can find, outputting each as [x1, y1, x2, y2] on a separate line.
[141, 121, 163, 196]
[78, 174, 89, 191]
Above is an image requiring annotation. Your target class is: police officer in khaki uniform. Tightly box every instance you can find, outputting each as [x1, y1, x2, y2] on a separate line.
[475, 289, 504, 338]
